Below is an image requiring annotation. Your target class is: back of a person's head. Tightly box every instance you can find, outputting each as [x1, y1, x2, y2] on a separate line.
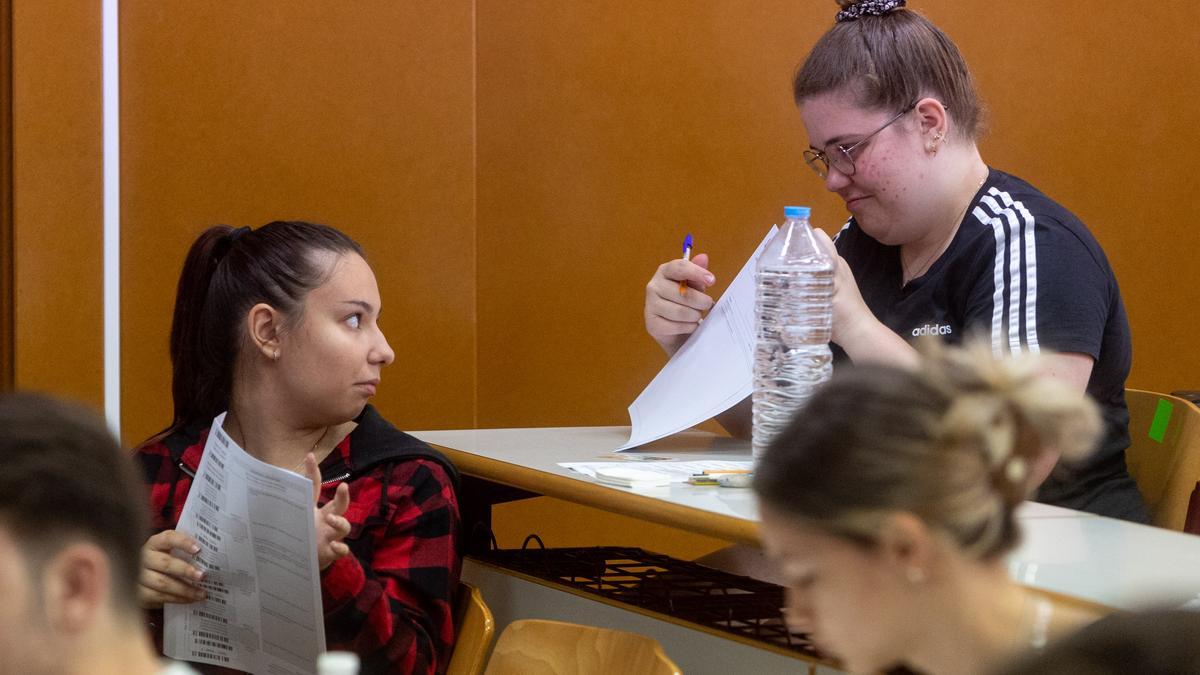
[0, 392, 148, 615]
[794, 0, 984, 140]
[997, 610, 1200, 674]
[755, 340, 1101, 559]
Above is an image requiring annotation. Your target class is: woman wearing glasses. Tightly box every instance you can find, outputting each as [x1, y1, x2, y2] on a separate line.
[643, 0, 1147, 521]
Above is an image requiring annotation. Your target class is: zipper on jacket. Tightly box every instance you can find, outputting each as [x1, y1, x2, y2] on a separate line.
[177, 461, 196, 478]
[322, 472, 351, 486]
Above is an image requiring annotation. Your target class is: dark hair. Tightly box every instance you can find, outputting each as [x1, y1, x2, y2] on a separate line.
[794, 1, 984, 139]
[754, 342, 1100, 559]
[167, 221, 364, 435]
[0, 392, 148, 614]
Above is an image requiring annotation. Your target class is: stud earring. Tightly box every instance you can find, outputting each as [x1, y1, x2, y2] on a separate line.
[272, 349, 279, 361]
[1005, 457, 1029, 484]
[928, 131, 946, 155]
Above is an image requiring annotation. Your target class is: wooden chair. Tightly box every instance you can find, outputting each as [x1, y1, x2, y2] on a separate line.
[1124, 389, 1200, 532]
[446, 582, 495, 675]
[483, 619, 682, 675]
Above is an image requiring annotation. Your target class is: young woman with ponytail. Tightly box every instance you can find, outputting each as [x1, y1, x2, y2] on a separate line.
[643, 0, 1146, 521]
[134, 222, 460, 675]
[755, 341, 1104, 675]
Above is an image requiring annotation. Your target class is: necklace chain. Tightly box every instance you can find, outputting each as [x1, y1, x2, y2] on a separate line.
[226, 414, 331, 473]
[902, 175, 987, 285]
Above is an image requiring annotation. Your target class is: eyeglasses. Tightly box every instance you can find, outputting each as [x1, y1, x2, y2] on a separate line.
[803, 102, 917, 179]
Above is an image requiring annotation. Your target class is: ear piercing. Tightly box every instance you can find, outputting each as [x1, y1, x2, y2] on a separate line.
[928, 131, 946, 154]
[272, 349, 280, 361]
[906, 567, 927, 584]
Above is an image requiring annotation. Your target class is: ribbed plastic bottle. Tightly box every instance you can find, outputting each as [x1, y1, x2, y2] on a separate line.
[752, 205, 834, 459]
[317, 651, 361, 675]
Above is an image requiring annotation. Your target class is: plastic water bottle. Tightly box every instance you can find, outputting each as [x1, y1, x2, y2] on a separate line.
[317, 651, 361, 675]
[752, 205, 834, 459]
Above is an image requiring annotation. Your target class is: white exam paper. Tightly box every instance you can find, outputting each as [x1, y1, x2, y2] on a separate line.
[165, 412, 325, 675]
[617, 227, 777, 451]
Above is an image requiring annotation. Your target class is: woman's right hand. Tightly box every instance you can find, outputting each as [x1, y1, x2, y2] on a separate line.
[138, 530, 207, 609]
[643, 253, 716, 355]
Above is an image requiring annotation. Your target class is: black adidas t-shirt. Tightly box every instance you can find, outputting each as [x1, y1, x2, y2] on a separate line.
[834, 167, 1148, 522]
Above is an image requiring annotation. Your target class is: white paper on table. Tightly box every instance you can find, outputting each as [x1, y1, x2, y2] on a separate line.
[616, 226, 777, 451]
[562, 460, 754, 483]
[165, 412, 325, 675]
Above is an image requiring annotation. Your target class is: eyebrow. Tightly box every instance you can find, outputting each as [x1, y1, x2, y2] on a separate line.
[340, 300, 378, 315]
[810, 131, 858, 151]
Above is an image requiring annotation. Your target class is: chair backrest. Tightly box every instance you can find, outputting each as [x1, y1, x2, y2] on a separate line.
[446, 582, 496, 675]
[1124, 389, 1200, 531]
[483, 619, 682, 675]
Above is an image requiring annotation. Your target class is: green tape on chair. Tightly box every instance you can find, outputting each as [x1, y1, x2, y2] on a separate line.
[1149, 399, 1174, 443]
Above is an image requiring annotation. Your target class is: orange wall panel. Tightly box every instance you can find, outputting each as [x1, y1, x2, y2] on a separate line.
[118, 2, 477, 444]
[11, 0, 104, 409]
[476, 1, 833, 427]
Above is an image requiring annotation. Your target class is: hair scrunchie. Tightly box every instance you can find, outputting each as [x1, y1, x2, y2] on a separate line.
[836, 0, 906, 23]
[212, 225, 252, 265]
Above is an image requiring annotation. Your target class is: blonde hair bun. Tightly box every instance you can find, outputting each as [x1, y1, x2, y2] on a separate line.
[754, 337, 1102, 561]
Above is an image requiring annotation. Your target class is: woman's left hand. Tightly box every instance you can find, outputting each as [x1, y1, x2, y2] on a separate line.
[305, 453, 353, 570]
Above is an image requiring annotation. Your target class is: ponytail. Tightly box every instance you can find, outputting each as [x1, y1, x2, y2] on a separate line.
[168, 225, 239, 435]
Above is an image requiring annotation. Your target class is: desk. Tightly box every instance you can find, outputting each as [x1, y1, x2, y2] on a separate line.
[413, 425, 1200, 613]
[414, 426, 757, 544]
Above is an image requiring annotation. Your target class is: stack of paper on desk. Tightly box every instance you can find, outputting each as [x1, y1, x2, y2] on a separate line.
[563, 460, 754, 484]
[593, 467, 673, 489]
[617, 227, 777, 451]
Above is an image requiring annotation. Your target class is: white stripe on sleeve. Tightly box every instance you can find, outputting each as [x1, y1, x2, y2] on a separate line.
[974, 203, 1007, 357]
[1014, 198, 1040, 353]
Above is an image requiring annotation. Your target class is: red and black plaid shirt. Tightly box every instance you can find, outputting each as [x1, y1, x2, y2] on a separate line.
[136, 405, 461, 675]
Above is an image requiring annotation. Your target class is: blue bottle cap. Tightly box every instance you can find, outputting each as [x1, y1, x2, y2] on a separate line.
[784, 206, 810, 218]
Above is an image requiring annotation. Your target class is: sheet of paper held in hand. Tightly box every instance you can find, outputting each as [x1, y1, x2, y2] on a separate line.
[617, 226, 778, 451]
[165, 412, 325, 675]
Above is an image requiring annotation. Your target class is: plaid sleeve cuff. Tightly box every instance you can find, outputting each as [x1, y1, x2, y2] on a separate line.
[321, 552, 366, 609]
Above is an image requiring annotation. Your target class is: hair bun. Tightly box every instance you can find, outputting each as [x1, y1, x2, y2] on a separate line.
[835, 0, 907, 23]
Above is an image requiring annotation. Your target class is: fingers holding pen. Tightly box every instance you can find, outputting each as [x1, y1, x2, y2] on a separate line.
[648, 258, 715, 310]
[645, 253, 717, 354]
